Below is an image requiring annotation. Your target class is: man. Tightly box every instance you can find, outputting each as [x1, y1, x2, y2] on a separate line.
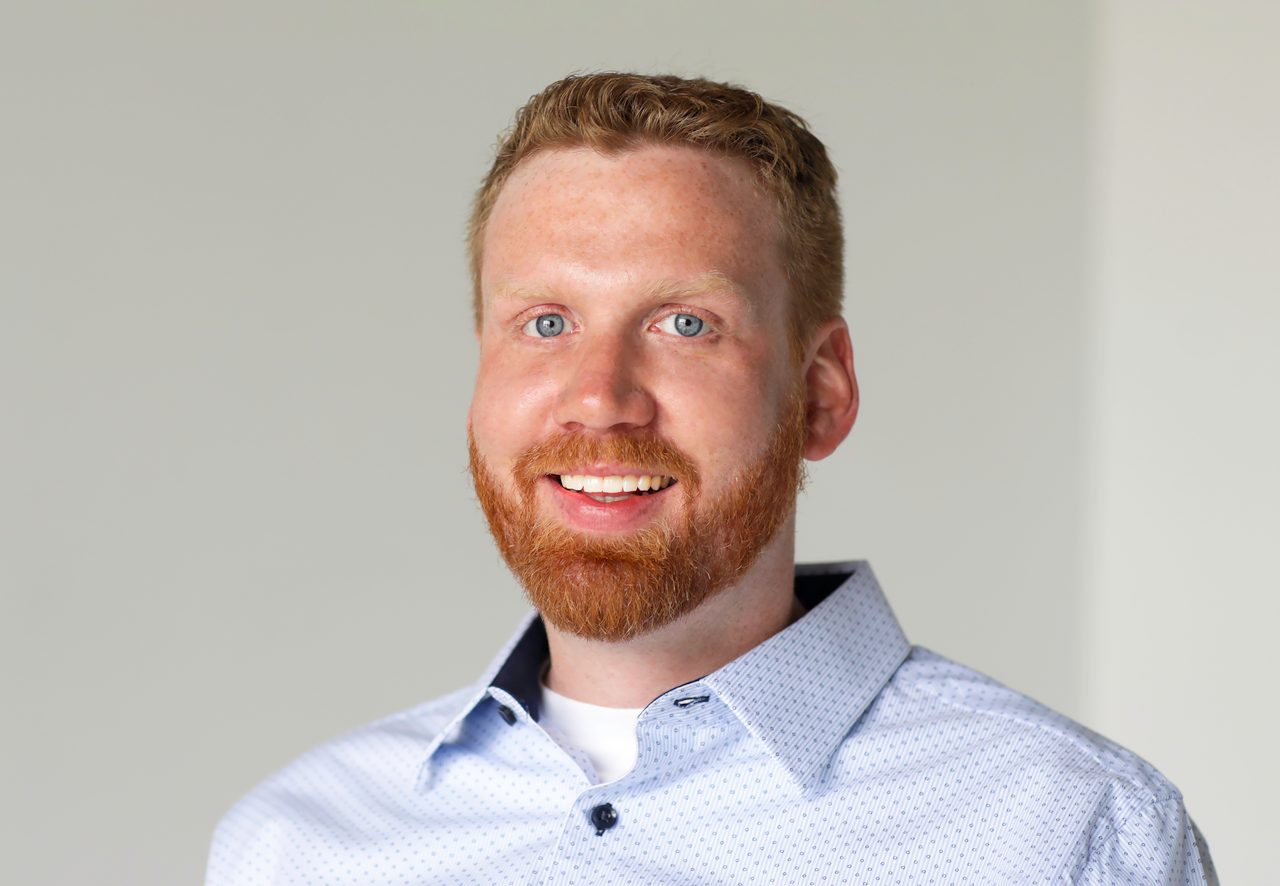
[208, 73, 1215, 884]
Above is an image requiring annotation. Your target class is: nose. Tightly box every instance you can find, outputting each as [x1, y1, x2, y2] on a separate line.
[553, 334, 656, 433]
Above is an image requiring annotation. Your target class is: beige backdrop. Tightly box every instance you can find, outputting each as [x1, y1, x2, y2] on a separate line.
[2, 2, 1274, 883]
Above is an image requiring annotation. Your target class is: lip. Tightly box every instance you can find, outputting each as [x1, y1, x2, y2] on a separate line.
[541, 475, 677, 534]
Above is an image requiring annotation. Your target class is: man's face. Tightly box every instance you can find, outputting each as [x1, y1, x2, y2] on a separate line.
[468, 144, 807, 641]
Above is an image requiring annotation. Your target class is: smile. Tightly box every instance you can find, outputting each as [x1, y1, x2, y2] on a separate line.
[553, 473, 677, 503]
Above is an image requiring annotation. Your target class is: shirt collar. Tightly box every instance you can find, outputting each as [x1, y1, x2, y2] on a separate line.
[418, 561, 909, 791]
[701, 561, 911, 789]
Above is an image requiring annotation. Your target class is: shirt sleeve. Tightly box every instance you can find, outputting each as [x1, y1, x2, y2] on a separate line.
[1074, 796, 1218, 885]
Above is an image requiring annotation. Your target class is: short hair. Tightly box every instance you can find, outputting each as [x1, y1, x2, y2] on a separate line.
[468, 72, 843, 356]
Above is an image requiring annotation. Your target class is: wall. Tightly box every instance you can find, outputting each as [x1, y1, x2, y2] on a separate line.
[1086, 3, 1280, 880]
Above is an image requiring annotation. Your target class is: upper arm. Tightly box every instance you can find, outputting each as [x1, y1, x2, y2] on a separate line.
[1072, 796, 1217, 885]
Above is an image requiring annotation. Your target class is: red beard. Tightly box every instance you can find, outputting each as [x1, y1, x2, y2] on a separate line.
[468, 385, 808, 642]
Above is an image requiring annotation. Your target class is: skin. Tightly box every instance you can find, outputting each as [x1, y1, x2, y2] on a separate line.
[469, 144, 859, 708]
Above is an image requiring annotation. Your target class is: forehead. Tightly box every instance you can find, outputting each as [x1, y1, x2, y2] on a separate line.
[481, 144, 786, 307]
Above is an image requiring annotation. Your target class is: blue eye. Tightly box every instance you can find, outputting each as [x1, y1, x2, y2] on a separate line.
[674, 315, 703, 337]
[523, 314, 566, 337]
[657, 313, 707, 337]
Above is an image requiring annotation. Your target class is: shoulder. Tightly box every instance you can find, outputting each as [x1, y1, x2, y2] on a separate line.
[876, 648, 1214, 882]
[888, 647, 1181, 803]
[205, 684, 479, 885]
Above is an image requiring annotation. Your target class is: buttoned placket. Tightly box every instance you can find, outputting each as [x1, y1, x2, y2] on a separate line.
[499, 682, 723, 885]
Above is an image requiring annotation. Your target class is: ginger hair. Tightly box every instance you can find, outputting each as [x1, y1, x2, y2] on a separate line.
[468, 72, 843, 356]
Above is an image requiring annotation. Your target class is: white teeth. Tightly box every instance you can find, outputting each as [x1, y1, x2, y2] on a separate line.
[557, 472, 674, 494]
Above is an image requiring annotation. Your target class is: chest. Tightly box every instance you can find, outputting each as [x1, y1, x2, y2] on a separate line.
[286, 721, 1093, 885]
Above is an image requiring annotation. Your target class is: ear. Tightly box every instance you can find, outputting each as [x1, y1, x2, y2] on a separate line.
[800, 318, 859, 461]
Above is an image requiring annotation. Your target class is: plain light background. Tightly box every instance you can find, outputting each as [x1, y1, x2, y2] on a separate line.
[2, 2, 1275, 883]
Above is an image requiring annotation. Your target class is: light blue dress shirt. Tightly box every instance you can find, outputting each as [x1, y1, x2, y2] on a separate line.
[208, 562, 1216, 884]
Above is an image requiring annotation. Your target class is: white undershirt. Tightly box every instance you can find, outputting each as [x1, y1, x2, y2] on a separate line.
[538, 674, 644, 784]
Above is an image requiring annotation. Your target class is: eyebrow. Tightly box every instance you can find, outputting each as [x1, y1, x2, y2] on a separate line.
[492, 271, 754, 311]
[490, 284, 558, 305]
[640, 271, 753, 310]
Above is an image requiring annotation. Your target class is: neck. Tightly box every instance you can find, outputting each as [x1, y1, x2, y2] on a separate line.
[541, 519, 803, 708]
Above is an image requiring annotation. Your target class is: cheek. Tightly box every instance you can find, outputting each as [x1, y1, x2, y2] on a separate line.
[469, 351, 560, 459]
[660, 364, 782, 468]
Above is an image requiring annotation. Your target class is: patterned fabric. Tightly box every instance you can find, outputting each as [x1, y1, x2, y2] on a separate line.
[207, 562, 1216, 884]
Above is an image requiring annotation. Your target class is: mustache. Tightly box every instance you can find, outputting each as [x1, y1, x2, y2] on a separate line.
[511, 432, 702, 496]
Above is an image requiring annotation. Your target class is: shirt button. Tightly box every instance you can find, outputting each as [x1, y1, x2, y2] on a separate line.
[589, 803, 618, 835]
[496, 704, 517, 725]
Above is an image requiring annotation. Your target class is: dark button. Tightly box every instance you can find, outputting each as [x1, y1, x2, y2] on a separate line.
[589, 803, 618, 835]
[496, 704, 517, 725]
[672, 695, 710, 708]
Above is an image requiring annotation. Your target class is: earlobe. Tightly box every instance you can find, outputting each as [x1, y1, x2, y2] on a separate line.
[801, 319, 859, 461]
